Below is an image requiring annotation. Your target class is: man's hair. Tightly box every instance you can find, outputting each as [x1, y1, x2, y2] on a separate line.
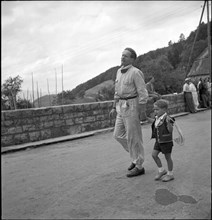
[124, 47, 137, 60]
[154, 99, 169, 110]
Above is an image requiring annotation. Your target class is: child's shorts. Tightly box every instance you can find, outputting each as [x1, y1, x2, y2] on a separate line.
[154, 141, 173, 154]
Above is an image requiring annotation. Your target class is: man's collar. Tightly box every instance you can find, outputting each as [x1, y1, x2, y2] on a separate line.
[120, 65, 132, 73]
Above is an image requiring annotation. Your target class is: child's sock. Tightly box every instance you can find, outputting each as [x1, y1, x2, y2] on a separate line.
[167, 171, 173, 175]
[158, 167, 164, 172]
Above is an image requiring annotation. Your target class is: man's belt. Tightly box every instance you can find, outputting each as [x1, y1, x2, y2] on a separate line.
[119, 96, 137, 100]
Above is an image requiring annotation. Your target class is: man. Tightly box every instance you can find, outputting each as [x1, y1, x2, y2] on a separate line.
[183, 78, 196, 113]
[109, 48, 148, 177]
[146, 76, 161, 102]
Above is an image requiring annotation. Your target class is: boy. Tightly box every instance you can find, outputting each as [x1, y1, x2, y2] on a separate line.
[148, 99, 175, 182]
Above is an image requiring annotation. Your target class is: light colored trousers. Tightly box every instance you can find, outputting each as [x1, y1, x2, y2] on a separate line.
[191, 91, 199, 109]
[113, 98, 144, 168]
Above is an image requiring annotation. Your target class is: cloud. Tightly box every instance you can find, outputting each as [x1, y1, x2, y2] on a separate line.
[2, 1, 209, 97]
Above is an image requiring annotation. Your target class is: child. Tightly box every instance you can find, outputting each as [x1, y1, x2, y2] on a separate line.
[149, 99, 175, 182]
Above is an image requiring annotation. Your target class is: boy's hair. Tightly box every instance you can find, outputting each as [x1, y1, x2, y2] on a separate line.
[154, 99, 169, 110]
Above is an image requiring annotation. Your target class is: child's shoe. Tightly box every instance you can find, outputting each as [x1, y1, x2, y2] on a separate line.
[154, 170, 167, 180]
[162, 174, 174, 182]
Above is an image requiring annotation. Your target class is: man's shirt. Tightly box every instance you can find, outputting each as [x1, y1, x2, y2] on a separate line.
[114, 65, 148, 104]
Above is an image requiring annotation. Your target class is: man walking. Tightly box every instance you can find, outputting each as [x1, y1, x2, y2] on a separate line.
[110, 48, 148, 177]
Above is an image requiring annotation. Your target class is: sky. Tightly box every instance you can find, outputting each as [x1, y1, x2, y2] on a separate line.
[1, 1, 211, 99]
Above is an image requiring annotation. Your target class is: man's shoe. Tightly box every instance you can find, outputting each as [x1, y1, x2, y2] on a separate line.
[154, 170, 167, 181]
[128, 163, 136, 171]
[126, 167, 145, 178]
[162, 174, 174, 182]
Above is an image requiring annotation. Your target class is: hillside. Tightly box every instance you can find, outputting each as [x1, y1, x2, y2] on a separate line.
[84, 80, 114, 99]
[44, 21, 211, 105]
[33, 94, 56, 108]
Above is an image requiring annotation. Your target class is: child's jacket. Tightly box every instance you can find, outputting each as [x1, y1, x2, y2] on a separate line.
[151, 114, 175, 143]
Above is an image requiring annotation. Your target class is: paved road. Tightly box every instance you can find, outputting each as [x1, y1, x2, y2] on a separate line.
[2, 110, 211, 219]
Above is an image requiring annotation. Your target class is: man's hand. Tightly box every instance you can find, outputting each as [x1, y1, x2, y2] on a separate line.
[109, 108, 116, 118]
[138, 103, 147, 121]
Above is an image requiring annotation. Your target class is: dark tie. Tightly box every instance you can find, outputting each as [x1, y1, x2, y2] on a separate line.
[121, 68, 129, 73]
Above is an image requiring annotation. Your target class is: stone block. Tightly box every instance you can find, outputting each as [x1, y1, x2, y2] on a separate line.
[52, 106, 63, 114]
[1, 135, 14, 147]
[13, 133, 29, 145]
[83, 116, 95, 123]
[4, 110, 23, 120]
[99, 101, 110, 109]
[89, 102, 100, 110]
[74, 117, 83, 124]
[66, 119, 74, 126]
[7, 126, 22, 134]
[40, 129, 52, 140]
[83, 103, 91, 111]
[62, 105, 76, 114]
[54, 120, 66, 127]
[93, 110, 101, 115]
[74, 104, 84, 112]
[42, 121, 54, 128]
[22, 124, 36, 132]
[2, 120, 14, 127]
[67, 125, 81, 135]
[29, 131, 41, 142]
[96, 115, 106, 121]
[63, 113, 75, 119]
[33, 108, 52, 117]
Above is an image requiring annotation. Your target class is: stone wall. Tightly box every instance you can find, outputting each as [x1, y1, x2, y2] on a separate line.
[1, 93, 186, 147]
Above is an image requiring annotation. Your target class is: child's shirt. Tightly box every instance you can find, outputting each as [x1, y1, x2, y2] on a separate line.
[151, 113, 175, 143]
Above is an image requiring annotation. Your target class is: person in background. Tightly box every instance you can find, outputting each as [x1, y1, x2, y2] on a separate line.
[206, 77, 211, 105]
[150, 99, 175, 182]
[146, 76, 161, 102]
[199, 77, 210, 108]
[183, 78, 196, 113]
[197, 78, 203, 106]
[189, 78, 199, 111]
[109, 47, 148, 178]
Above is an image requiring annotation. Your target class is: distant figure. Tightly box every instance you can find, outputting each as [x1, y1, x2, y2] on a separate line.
[206, 77, 211, 103]
[146, 76, 161, 102]
[150, 99, 175, 182]
[199, 78, 210, 108]
[183, 78, 196, 113]
[109, 47, 148, 178]
[189, 79, 199, 111]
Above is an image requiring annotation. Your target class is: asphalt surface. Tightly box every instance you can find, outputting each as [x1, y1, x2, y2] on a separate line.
[2, 109, 211, 219]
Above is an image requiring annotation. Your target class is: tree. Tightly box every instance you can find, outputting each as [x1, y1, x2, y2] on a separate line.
[95, 85, 115, 101]
[178, 33, 185, 42]
[16, 98, 33, 109]
[1, 75, 23, 110]
[168, 40, 173, 46]
[56, 90, 75, 105]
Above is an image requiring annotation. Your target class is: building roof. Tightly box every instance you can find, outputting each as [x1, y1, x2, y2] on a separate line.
[187, 47, 210, 77]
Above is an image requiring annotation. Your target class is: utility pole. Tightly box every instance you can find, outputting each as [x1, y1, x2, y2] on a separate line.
[55, 68, 57, 95]
[31, 72, 35, 107]
[61, 64, 64, 105]
[26, 89, 29, 108]
[186, 1, 206, 76]
[206, 0, 211, 80]
[47, 78, 51, 106]
[36, 81, 40, 108]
